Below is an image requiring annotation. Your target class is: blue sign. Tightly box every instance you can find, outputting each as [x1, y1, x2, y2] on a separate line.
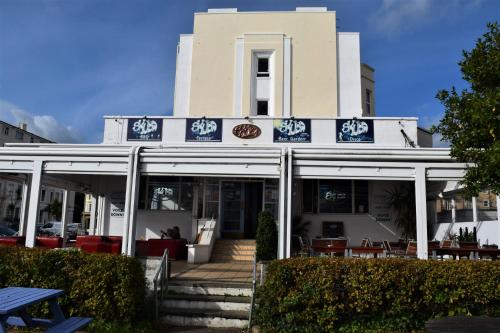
[186, 118, 222, 142]
[336, 119, 374, 143]
[273, 119, 311, 143]
[127, 118, 163, 141]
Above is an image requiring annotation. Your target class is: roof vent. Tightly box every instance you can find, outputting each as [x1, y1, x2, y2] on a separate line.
[19, 122, 27, 131]
[296, 7, 327, 12]
[207, 8, 237, 13]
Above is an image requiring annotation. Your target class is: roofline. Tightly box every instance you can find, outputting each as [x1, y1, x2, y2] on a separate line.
[0, 120, 54, 143]
[417, 127, 433, 134]
[103, 115, 419, 121]
[194, 10, 336, 15]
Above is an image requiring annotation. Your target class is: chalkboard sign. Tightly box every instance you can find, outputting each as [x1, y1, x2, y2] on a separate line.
[273, 118, 311, 143]
[186, 118, 222, 142]
[336, 119, 374, 143]
[127, 118, 163, 141]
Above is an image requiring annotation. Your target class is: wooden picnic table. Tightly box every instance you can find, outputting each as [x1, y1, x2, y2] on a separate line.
[0, 287, 91, 333]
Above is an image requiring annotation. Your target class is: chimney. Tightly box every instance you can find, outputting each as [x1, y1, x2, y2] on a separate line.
[19, 122, 27, 131]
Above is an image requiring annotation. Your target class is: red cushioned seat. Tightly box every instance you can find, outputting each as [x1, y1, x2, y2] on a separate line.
[146, 239, 188, 259]
[36, 236, 63, 249]
[0, 236, 25, 246]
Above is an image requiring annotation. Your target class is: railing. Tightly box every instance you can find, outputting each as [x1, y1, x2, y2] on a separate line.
[153, 248, 169, 321]
[248, 251, 257, 331]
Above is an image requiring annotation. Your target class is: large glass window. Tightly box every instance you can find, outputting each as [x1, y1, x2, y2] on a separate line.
[264, 179, 279, 220]
[319, 180, 352, 213]
[204, 179, 219, 219]
[147, 176, 197, 211]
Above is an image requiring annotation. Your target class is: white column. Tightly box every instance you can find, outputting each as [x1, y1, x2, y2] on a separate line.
[127, 169, 140, 256]
[285, 148, 293, 258]
[278, 149, 286, 259]
[18, 176, 31, 236]
[472, 196, 478, 222]
[60, 190, 69, 247]
[96, 195, 106, 235]
[122, 146, 137, 255]
[25, 160, 43, 248]
[451, 197, 456, 223]
[415, 167, 428, 259]
[89, 194, 97, 235]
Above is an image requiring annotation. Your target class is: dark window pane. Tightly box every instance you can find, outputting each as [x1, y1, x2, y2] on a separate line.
[257, 101, 268, 116]
[258, 58, 269, 73]
[303, 180, 313, 213]
[319, 180, 352, 213]
[354, 180, 369, 213]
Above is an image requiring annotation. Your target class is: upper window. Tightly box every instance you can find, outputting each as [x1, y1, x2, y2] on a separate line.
[257, 100, 268, 116]
[15, 131, 23, 140]
[257, 58, 269, 77]
[4, 127, 9, 136]
[365, 89, 372, 115]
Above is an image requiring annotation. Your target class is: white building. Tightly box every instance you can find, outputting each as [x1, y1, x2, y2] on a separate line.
[0, 8, 497, 259]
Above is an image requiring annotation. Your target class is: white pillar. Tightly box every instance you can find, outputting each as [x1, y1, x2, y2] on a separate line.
[472, 196, 478, 222]
[122, 146, 137, 255]
[96, 195, 106, 235]
[415, 167, 428, 259]
[451, 197, 456, 223]
[285, 148, 293, 258]
[278, 149, 286, 259]
[89, 194, 97, 235]
[60, 190, 69, 247]
[25, 160, 43, 247]
[127, 169, 140, 256]
[18, 176, 30, 236]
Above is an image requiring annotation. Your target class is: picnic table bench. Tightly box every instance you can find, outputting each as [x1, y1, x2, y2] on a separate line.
[0, 287, 92, 333]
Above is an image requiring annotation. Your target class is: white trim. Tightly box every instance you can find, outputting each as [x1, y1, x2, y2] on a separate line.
[25, 160, 42, 247]
[285, 148, 293, 258]
[283, 37, 291, 117]
[61, 190, 69, 247]
[415, 167, 428, 259]
[18, 177, 30, 236]
[278, 149, 286, 259]
[234, 37, 244, 117]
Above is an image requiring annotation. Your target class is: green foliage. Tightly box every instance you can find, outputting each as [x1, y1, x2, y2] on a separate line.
[433, 22, 500, 196]
[386, 184, 416, 240]
[256, 211, 278, 261]
[43, 199, 63, 220]
[0, 246, 147, 323]
[255, 258, 500, 333]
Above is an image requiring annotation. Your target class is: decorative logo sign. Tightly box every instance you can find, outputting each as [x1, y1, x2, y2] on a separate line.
[273, 119, 311, 143]
[336, 119, 374, 143]
[127, 118, 163, 141]
[185, 118, 222, 142]
[324, 191, 347, 202]
[232, 124, 261, 139]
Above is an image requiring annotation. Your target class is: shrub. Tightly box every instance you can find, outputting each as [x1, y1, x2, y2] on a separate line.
[0, 246, 147, 323]
[256, 211, 278, 261]
[255, 257, 500, 333]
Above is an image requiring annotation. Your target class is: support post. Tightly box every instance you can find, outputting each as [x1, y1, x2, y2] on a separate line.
[18, 176, 31, 236]
[285, 148, 293, 258]
[25, 160, 43, 248]
[414, 167, 428, 259]
[472, 196, 478, 223]
[96, 195, 106, 235]
[278, 149, 286, 259]
[451, 197, 456, 223]
[127, 150, 141, 256]
[60, 190, 69, 247]
[89, 194, 97, 235]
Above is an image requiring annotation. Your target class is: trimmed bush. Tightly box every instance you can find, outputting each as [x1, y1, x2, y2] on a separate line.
[255, 257, 500, 333]
[256, 211, 278, 261]
[0, 246, 147, 323]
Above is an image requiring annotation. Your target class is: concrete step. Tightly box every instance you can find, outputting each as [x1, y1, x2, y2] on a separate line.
[168, 280, 252, 297]
[164, 294, 251, 311]
[211, 248, 255, 255]
[162, 308, 249, 328]
[215, 240, 255, 245]
[210, 256, 253, 262]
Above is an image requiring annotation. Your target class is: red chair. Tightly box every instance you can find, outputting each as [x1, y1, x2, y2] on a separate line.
[35, 236, 63, 249]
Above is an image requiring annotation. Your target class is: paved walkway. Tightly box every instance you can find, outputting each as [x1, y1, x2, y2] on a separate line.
[171, 261, 257, 283]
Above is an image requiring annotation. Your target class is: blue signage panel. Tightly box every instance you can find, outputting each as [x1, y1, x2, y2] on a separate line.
[127, 118, 163, 141]
[273, 118, 311, 143]
[185, 118, 222, 142]
[336, 119, 374, 143]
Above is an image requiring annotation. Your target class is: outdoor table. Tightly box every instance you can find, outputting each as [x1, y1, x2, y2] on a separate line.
[348, 246, 386, 258]
[0, 287, 66, 333]
[433, 248, 499, 260]
[312, 246, 348, 257]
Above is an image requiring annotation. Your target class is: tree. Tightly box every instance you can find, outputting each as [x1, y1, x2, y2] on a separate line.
[44, 199, 62, 220]
[433, 22, 500, 196]
[255, 211, 278, 261]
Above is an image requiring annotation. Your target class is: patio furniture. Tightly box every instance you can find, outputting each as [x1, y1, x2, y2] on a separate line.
[312, 238, 348, 257]
[405, 241, 417, 258]
[297, 235, 312, 257]
[0, 287, 92, 333]
[35, 236, 63, 249]
[139, 238, 188, 259]
[348, 246, 386, 258]
[187, 219, 216, 264]
[360, 238, 372, 247]
[76, 236, 122, 254]
[382, 240, 405, 257]
[0, 236, 25, 247]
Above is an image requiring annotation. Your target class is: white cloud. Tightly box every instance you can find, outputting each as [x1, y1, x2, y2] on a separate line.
[369, 0, 483, 37]
[0, 100, 82, 143]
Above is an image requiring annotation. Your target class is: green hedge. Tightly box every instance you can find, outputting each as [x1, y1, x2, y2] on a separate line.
[255, 258, 500, 333]
[0, 246, 147, 323]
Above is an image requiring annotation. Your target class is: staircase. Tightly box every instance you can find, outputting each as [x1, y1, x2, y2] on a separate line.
[210, 239, 256, 262]
[162, 280, 252, 328]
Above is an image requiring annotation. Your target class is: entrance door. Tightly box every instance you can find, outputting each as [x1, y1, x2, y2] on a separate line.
[221, 181, 263, 239]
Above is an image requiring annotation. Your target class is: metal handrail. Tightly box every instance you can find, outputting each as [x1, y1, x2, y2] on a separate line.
[153, 248, 169, 321]
[248, 251, 257, 331]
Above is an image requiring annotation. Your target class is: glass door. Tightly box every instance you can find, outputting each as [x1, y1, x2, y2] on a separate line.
[221, 182, 244, 236]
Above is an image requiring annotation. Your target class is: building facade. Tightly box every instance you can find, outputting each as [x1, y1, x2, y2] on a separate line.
[0, 8, 497, 259]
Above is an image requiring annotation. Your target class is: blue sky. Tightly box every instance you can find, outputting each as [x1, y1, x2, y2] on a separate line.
[0, 0, 498, 144]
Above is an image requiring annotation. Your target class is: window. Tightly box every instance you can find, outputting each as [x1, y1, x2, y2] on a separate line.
[15, 131, 23, 140]
[302, 179, 318, 213]
[257, 58, 269, 77]
[30, 137, 34, 143]
[41, 189, 46, 202]
[264, 179, 279, 220]
[302, 180, 369, 214]
[483, 200, 490, 207]
[3, 127, 9, 136]
[147, 176, 196, 211]
[257, 100, 268, 116]
[365, 89, 372, 115]
[319, 180, 352, 213]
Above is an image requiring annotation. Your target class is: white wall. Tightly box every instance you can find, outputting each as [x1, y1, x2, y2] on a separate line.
[337, 32, 362, 118]
[135, 210, 192, 241]
[173, 35, 194, 117]
[434, 220, 499, 245]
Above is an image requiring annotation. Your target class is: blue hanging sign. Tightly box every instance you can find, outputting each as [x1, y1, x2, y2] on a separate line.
[273, 118, 311, 143]
[336, 119, 374, 143]
[127, 118, 163, 141]
[185, 118, 222, 142]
